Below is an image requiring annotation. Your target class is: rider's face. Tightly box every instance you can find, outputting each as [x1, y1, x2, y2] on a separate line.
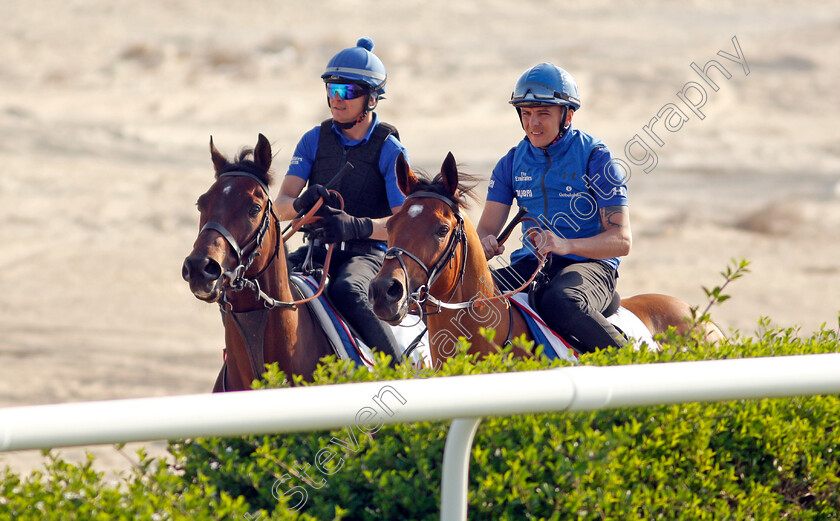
[519, 105, 572, 148]
[329, 90, 369, 124]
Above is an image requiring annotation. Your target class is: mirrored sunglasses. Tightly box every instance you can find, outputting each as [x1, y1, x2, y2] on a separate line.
[326, 83, 368, 100]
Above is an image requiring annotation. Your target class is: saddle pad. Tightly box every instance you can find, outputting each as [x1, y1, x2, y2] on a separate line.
[605, 306, 658, 351]
[388, 316, 433, 371]
[510, 293, 657, 360]
[510, 294, 580, 364]
[290, 274, 431, 370]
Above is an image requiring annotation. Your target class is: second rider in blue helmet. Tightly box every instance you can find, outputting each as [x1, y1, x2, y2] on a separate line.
[275, 38, 407, 365]
[476, 63, 632, 353]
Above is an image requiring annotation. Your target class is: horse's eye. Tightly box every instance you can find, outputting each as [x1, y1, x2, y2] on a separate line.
[436, 225, 450, 238]
[249, 203, 262, 217]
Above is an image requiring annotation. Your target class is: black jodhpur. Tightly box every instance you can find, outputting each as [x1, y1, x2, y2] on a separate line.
[492, 256, 626, 353]
[288, 243, 400, 365]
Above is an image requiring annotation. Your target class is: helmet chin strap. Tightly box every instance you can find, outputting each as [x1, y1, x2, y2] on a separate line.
[545, 106, 570, 147]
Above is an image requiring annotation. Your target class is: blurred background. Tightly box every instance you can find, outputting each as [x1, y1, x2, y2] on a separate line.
[0, 0, 838, 412]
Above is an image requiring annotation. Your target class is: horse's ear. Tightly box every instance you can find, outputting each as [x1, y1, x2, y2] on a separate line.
[254, 134, 272, 171]
[210, 136, 227, 174]
[395, 152, 418, 196]
[441, 151, 459, 198]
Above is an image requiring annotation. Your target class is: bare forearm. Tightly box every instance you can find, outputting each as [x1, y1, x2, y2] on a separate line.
[561, 228, 631, 259]
[275, 194, 299, 220]
[532, 205, 632, 259]
[477, 201, 512, 259]
[275, 175, 307, 221]
[369, 216, 391, 241]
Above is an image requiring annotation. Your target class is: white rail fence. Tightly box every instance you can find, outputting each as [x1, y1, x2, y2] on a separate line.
[3, 354, 840, 520]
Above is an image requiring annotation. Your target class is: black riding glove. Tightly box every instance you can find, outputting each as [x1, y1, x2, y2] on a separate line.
[293, 184, 340, 214]
[314, 207, 374, 244]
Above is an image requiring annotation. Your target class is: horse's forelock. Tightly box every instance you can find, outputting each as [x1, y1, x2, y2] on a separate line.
[214, 147, 274, 187]
[407, 168, 479, 210]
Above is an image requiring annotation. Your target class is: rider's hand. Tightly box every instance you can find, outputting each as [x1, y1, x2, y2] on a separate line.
[530, 229, 571, 256]
[480, 235, 504, 260]
[293, 184, 340, 214]
[313, 207, 373, 244]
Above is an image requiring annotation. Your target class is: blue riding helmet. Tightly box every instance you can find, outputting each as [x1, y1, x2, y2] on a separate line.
[321, 37, 387, 99]
[509, 62, 580, 110]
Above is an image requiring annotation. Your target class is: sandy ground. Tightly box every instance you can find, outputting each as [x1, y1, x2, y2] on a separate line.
[1, 0, 839, 474]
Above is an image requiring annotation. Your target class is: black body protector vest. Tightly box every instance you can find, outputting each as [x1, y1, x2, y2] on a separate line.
[309, 119, 400, 219]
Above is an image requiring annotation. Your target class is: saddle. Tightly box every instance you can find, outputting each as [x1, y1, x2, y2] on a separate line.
[524, 272, 622, 352]
[290, 273, 430, 370]
[523, 273, 650, 355]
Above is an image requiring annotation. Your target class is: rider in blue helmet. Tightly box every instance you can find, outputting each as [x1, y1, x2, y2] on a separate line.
[274, 38, 409, 366]
[320, 37, 388, 129]
[476, 62, 633, 354]
[510, 62, 580, 110]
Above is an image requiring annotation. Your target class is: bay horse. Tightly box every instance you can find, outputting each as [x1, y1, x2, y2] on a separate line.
[369, 152, 725, 368]
[182, 134, 332, 391]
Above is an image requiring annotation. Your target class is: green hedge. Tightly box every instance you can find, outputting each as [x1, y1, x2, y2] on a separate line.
[2, 320, 839, 520]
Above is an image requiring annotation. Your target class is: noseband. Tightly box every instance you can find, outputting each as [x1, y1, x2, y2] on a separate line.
[384, 191, 470, 317]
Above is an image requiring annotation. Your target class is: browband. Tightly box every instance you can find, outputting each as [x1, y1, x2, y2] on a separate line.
[219, 171, 270, 197]
[405, 191, 459, 213]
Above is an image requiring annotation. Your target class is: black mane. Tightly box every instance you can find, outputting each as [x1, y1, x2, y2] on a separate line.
[215, 147, 274, 187]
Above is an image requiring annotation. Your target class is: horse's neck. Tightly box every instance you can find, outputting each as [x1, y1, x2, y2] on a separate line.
[222, 232, 325, 384]
[221, 245, 290, 373]
[453, 216, 497, 301]
[258, 250, 327, 373]
[427, 216, 506, 354]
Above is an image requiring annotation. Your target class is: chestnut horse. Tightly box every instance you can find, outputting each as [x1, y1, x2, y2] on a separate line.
[370, 152, 724, 368]
[182, 134, 332, 391]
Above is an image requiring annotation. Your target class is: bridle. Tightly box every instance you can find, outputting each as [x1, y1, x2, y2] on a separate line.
[385, 192, 547, 318]
[198, 171, 281, 305]
[384, 192, 469, 319]
[383, 190, 550, 361]
[384, 190, 547, 356]
[200, 170, 338, 391]
[200, 170, 332, 311]
[385, 191, 547, 319]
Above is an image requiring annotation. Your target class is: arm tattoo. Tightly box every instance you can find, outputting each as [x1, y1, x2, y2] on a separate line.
[600, 206, 626, 232]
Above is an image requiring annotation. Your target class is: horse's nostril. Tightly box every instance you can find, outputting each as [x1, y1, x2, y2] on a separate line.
[183, 256, 222, 282]
[386, 279, 404, 302]
[203, 259, 222, 280]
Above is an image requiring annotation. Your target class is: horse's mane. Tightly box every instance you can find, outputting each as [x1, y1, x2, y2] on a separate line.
[409, 167, 480, 210]
[215, 147, 274, 187]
